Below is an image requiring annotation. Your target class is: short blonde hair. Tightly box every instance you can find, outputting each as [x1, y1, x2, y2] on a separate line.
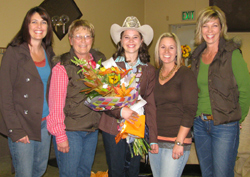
[68, 19, 95, 38]
[154, 32, 182, 69]
[195, 6, 227, 45]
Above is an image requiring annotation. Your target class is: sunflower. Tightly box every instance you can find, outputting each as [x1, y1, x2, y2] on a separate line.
[181, 45, 191, 58]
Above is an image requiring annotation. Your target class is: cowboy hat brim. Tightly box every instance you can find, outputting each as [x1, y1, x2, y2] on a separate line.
[110, 24, 154, 46]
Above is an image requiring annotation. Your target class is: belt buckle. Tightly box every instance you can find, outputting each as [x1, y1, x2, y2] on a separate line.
[201, 113, 213, 121]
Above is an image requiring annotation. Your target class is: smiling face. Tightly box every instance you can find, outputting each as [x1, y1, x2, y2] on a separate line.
[121, 30, 143, 56]
[159, 37, 177, 65]
[202, 18, 221, 46]
[28, 12, 48, 42]
[69, 27, 93, 59]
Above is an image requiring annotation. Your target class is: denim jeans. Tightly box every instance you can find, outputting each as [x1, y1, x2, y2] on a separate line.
[102, 131, 141, 177]
[193, 116, 239, 177]
[8, 120, 51, 177]
[149, 147, 190, 177]
[53, 130, 98, 177]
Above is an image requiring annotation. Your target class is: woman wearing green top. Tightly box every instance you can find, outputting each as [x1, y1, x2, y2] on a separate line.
[190, 6, 250, 177]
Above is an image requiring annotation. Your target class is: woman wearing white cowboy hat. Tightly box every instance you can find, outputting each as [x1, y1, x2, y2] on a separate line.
[99, 16, 159, 177]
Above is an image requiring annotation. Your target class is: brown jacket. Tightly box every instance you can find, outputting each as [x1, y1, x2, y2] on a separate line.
[0, 43, 55, 142]
[190, 38, 242, 125]
[52, 48, 106, 131]
[98, 62, 158, 143]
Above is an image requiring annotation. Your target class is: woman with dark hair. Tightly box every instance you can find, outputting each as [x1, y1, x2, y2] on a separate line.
[98, 16, 158, 177]
[0, 6, 54, 177]
[190, 6, 250, 177]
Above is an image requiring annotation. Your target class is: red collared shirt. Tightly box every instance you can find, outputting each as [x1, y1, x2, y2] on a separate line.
[47, 54, 95, 144]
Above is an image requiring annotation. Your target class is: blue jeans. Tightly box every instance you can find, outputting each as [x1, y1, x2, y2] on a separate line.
[193, 117, 239, 177]
[53, 130, 98, 177]
[149, 147, 190, 177]
[102, 131, 141, 177]
[8, 120, 51, 177]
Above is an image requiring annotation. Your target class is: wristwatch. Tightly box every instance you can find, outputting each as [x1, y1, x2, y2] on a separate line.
[175, 140, 184, 146]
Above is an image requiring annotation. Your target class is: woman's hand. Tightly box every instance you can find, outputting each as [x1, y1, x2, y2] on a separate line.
[121, 107, 139, 124]
[149, 143, 159, 154]
[16, 135, 30, 144]
[172, 144, 184, 160]
[57, 140, 70, 153]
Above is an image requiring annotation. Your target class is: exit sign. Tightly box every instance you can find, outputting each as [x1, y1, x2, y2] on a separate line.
[182, 11, 195, 20]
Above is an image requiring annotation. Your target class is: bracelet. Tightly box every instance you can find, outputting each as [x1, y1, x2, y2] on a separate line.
[150, 143, 158, 146]
[120, 107, 124, 118]
[175, 140, 184, 146]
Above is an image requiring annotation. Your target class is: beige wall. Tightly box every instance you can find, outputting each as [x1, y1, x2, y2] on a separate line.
[144, 0, 250, 70]
[145, 0, 209, 65]
[0, 0, 250, 70]
[0, 0, 144, 59]
[1, 0, 250, 70]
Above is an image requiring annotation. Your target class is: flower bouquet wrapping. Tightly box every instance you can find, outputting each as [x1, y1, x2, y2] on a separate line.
[71, 57, 139, 111]
[115, 96, 151, 157]
[71, 57, 151, 157]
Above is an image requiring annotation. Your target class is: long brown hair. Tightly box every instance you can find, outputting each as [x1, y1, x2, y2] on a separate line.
[8, 6, 53, 48]
[112, 31, 150, 64]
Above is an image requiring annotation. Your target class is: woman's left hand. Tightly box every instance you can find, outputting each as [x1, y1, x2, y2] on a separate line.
[149, 143, 159, 154]
[121, 107, 139, 124]
[172, 144, 184, 159]
[16, 135, 30, 144]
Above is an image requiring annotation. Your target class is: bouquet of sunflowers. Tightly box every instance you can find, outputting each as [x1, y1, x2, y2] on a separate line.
[71, 57, 150, 157]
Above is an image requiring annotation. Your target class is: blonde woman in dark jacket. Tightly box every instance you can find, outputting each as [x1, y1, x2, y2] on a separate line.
[190, 6, 250, 177]
[0, 6, 54, 177]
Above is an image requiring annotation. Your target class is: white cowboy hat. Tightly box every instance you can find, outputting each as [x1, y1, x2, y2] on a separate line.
[110, 16, 154, 46]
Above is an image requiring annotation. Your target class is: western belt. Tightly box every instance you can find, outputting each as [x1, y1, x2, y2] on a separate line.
[201, 113, 213, 121]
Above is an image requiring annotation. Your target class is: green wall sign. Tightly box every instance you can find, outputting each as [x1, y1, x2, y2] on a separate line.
[182, 11, 195, 20]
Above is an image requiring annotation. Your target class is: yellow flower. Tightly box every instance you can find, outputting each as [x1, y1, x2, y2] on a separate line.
[186, 45, 191, 52]
[100, 67, 106, 72]
[181, 45, 191, 58]
[108, 74, 119, 84]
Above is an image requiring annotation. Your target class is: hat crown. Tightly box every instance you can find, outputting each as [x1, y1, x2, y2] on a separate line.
[122, 16, 141, 28]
